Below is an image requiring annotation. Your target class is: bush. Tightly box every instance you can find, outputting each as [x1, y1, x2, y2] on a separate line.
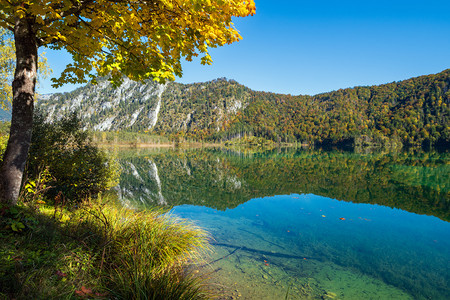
[26, 112, 119, 203]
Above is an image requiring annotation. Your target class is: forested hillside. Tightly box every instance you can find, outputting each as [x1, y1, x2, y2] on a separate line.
[227, 70, 449, 148]
[38, 69, 450, 148]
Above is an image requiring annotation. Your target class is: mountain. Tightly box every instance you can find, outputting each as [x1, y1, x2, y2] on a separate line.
[37, 70, 450, 148]
[0, 107, 11, 121]
[38, 77, 251, 133]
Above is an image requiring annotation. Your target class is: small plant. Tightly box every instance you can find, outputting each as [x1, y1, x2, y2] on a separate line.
[22, 167, 53, 204]
[0, 204, 38, 234]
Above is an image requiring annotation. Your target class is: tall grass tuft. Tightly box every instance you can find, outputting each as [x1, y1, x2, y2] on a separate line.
[0, 199, 211, 299]
[67, 201, 211, 299]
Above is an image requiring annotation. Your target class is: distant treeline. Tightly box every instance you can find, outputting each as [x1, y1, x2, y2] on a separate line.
[91, 131, 171, 145]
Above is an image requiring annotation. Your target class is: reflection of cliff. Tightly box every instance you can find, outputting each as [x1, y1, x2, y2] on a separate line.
[117, 149, 450, 221]
[118, 151, 250, 208]
[116, 159, 166, 205]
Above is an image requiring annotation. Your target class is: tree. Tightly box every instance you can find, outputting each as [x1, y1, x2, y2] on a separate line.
[0, 27, 15, 110]
[0, 0, 256, 205]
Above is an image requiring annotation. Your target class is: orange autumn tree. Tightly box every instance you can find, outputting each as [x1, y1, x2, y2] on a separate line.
[0, 0, 256, 205]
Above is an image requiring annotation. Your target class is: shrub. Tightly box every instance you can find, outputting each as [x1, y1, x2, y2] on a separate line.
[26, 112, 120, 203]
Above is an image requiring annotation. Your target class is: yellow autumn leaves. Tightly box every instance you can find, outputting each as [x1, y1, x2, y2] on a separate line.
[0, 0, 255, 87]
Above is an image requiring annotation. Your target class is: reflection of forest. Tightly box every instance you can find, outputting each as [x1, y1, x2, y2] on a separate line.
[117, 148, 450, 222]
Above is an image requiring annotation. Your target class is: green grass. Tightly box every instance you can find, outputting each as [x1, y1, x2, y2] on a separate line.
[0, 198, 211, 299]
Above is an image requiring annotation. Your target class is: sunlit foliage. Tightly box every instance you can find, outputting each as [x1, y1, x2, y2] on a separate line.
[0, 0, 255, 86]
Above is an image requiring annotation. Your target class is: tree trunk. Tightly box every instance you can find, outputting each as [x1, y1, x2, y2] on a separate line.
[0, 17, 37, 205]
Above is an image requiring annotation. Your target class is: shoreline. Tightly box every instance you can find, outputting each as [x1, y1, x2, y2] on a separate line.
[96, 142, 223, 148]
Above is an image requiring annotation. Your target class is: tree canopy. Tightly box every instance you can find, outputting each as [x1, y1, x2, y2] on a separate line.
[0, 0, 255, 86]
[0, 0, 255, 205]
[0, 27, 15, 109]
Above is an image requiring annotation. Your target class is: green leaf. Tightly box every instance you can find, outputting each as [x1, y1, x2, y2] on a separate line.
[11, 221, 25, 232]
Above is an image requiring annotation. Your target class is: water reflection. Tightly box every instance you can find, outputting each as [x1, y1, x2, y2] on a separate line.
[116, 148, 449, 221]
[115, 148, 450, 299]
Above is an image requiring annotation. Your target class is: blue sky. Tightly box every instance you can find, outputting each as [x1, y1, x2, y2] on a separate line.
[38, 0, 450, 96]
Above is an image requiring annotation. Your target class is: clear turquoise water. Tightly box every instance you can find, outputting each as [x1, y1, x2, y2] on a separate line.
[116, 148, 450, 299]
[170, 194, 450, 299]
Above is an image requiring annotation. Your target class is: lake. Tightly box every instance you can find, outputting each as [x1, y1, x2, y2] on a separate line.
[114, 147, 449, 299]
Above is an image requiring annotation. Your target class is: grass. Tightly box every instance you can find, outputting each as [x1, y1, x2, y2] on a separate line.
[0, 198, 211, 299]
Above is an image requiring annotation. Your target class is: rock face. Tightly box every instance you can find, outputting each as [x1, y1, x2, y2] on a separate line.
[0, 108, 10, 121]
[37, 77, 252, 134]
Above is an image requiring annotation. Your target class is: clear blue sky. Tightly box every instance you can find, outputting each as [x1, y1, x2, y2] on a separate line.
[37, 0, 450, 96]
